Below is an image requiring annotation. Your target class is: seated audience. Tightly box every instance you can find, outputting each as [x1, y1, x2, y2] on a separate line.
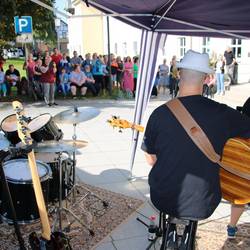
[69, 64, 87, 99]
[59, 68, 70, 97]
[5, 64, 21, 95]
[84, 65, 99, 96]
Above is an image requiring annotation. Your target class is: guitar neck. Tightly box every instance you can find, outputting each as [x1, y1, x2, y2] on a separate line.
[28, 151, 51, 240]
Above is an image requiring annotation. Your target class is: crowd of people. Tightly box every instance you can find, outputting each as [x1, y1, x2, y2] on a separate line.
[0, 48, 139, 105]
[153, 46, 236, 99]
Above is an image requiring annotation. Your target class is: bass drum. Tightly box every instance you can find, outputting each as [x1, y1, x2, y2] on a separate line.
[0, 159, 51, 224]
[28, 114, 63, 142]
[35, 152, 74, 202]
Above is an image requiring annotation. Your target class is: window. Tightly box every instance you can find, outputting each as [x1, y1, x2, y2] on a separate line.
[202, 37, 210, 54]
[179, 37, 186, 58]
[133, 41, 138, 56]
[232, 39, 242, 58]
[123, 42, 127, 56]
[114, 43, 118, 55]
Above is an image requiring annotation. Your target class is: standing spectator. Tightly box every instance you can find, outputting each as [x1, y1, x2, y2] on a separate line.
[70, 51, 82, 67]
[51, 48, 62, 86]
[224, 46, 236, 84]
[84, 65, 99, 96]
[215, 55, 225, 95]
[111, 57, 118, 88]
[0, 56, 6, 72]
[59, 53, 70, 73]
[133, 57, 139, 97]
[59, 68, 70, 97]
[33, 59, 43, 99]
[169, 56, 179, 98]
[92, 54, 103, 95]
[5, 64, 20, 95]
[102, 55, 110, 94]
[23, 53, 36, 95]
[40, 56, 57, 106]
[123, 56, 134, 97]
[158, 59, 169, 95]
[116, 56, 124, 89]
[0, 69, 6, 97]
[69, 64, 87, 99]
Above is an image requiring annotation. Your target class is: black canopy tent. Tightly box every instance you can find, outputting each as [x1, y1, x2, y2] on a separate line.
[86, 0, 250, 176]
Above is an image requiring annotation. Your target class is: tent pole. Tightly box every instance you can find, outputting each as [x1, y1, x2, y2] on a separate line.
[107, 16, 112, 95]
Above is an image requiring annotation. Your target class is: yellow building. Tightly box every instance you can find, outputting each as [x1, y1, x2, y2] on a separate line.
[68, 0, 104, 56]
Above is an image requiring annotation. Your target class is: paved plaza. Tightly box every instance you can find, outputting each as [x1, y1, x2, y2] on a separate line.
[0, 83, 250, 250]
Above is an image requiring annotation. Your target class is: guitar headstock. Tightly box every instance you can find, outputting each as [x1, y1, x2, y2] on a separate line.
[107, 116, 131, 132]
[12, 101, 33, 146]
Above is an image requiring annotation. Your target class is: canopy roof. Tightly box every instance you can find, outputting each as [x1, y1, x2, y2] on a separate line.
[88, 0, 250, 39]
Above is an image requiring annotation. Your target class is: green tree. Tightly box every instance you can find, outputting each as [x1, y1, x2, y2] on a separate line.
[0, 0, 56, 50]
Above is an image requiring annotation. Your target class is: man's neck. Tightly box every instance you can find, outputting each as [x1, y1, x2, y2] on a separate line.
[178, 82, 203, 97]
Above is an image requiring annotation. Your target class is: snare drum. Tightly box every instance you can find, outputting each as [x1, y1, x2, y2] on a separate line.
[35, 152, 73, 202]
[0, 159, 51, 224]
[1, 114, 19, 145]
[28, 114, 63, 142]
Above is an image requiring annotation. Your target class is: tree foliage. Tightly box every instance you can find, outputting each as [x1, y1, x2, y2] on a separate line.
[0, 0, 56, 44]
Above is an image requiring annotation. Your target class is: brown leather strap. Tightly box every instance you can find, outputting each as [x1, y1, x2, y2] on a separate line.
[166, 98, 250, 180]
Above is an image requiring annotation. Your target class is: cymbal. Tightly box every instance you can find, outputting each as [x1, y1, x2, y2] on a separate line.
[53, 107, 100, 124]
[0, 132, 9, 150]
[34, 140, 81, 153]
[62, 139, 88, 149]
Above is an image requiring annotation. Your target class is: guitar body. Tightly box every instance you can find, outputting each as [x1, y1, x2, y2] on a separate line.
[220, 137, 250, 204]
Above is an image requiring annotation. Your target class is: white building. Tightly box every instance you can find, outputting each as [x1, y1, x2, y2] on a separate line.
[68, 4, 250, 83]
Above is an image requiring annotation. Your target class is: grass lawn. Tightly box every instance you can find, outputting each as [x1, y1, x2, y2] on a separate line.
[3, 58, 26, 77]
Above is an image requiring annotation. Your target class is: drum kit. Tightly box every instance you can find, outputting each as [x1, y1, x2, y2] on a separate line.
[0, 106, 106, 234]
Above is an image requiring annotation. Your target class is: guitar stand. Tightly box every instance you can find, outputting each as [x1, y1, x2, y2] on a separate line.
[51, 152, 95, 236]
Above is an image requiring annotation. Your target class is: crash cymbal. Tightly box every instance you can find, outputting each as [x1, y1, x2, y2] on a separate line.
[34, 140, 80, 153]
[53, 107, 100, 124]
[0, 132, 9, 150]
[61, 139, 88, 149]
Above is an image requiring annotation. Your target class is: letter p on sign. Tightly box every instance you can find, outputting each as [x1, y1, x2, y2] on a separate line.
[14, 16, 33, 34]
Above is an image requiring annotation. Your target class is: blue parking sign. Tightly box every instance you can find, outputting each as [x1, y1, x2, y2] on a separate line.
[14, 16, 33, 34]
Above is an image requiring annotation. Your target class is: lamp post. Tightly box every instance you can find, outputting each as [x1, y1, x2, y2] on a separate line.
[55, 18, 61, 50]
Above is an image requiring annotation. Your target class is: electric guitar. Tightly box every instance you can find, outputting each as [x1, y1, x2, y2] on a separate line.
[107, 116, 144, 132]
[108, 117, 250, 204]
[13, 101, 71, 250]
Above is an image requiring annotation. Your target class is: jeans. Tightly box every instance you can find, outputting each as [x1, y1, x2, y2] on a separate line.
[60, 83, 70, 96]
[0, 83, 7, 96]
[216, 73, 224, 94]
[43, 83, 55, 104]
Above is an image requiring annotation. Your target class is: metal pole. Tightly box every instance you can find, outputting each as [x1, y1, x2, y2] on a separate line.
[107, 16, 112, 95]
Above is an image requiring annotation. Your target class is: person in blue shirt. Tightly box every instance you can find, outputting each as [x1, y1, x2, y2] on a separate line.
[92, 53, 103, 95]
[59, 68, 70, 97]
[84, 65, 99, 96]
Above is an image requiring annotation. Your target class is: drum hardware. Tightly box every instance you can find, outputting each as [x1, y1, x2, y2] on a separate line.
[0, 150, 26, 250]
[51, 151, 95, 236]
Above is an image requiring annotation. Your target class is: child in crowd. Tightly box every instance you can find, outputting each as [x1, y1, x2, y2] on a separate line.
[59, 68, 70, 97]
[0, 70, 6, 97]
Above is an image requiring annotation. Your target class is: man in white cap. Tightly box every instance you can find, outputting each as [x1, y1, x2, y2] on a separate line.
[142, 50, 250, 246]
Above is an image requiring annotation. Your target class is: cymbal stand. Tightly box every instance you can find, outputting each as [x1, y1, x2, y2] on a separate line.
[69, 122, 109, 208]
[52, 152, 94, 235]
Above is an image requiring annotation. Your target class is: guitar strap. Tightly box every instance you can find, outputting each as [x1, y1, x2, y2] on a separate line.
[166, 98, 250, 181]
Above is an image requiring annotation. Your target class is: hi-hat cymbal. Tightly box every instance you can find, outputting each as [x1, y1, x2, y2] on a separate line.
[53, 107, 100, 124]
[34, 140, 81, 153]
[62, 139, 88, 149]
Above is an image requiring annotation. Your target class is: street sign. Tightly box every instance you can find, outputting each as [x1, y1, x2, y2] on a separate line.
[16, 33, 33, 44]
[14, 16, 33, 34]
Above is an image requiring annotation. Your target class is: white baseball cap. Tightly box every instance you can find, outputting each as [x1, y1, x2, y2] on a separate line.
[177, 50, 213, 74]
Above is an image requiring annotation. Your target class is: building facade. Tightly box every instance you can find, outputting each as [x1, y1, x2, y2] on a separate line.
[68, 4, 250, 83]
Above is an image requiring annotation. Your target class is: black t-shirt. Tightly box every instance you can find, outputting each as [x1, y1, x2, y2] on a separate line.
[242, 97, 250, 118]
[5, 69, 20, 78]
[142, 95, 250, 219]
[224, 51, 235, 65]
